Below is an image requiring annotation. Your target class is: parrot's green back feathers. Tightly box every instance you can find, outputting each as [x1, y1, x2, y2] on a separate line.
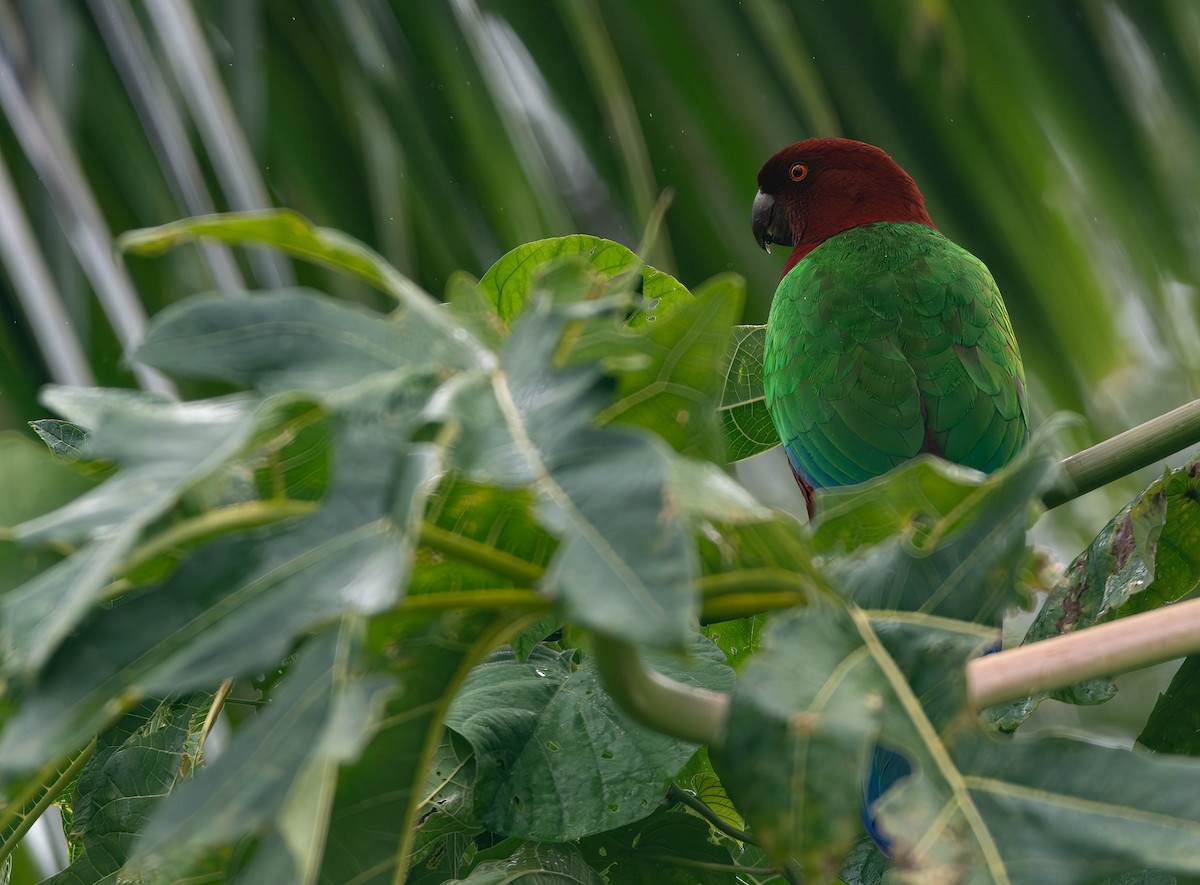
[764, 222, 1028, 490]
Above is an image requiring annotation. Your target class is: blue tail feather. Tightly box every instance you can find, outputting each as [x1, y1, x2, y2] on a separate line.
[861, 641, 1000, 853]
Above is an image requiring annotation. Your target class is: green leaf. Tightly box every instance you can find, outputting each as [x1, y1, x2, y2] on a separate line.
[128, 619, 390, 882]
[446, 636, 732, 841]
[447, 841, 604, 885]
[995, 456, 1200, 729]
[892, 733, 1200, 885]
[1100, 873, 1179, 885]
[446, 271, 507, 350]
[135, 288, 473, 393]
[697, 511, 822, 624]
[0, 433, 97, 595]
[251, 397, 332, 503]
[577, 273, 744, 458]
[1138, 655, 1200, 756]
[477, 235, 689, 326]
[718, 325, 778, 462]
[322, 608, 530, 885]
[28, 420, 89, 458]
[578, 808, 740, 884]
[118, 209, 438, 314]
[414, 475, 556, 595]
[675, 747, 747, 838]
[405, 731, 481, 880]
[495, 285, 698, 647]
[836, 837, 890, 885]
[46, 693, 211, 884]
[719, 598, 1200, 883]
[0, 739, 95, 882]
[812, 435, 1060, 623]
[0, 376, 440, 778]
[715, 603, 998, 880]
[1, 390, 265, 676]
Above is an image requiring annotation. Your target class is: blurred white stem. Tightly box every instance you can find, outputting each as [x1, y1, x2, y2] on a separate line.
[86, 0, 245, 294]
[143, 0, 292, 289]
[0, 150, 94, 386]
[0, 31, 174, 397]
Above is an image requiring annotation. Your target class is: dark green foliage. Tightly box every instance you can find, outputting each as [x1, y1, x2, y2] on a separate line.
[0, 222, 1198, 884]
[1139, 655, 1200, 757]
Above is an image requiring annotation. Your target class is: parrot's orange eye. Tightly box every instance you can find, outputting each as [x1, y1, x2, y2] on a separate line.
[789, 163, 808, 181]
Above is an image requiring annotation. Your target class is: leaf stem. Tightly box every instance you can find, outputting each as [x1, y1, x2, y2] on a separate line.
[592, 635, 729, 746]
[697, 569, 805, 597]
[0, 739, 96, 863]
[1044, 396, 1200, 508]
[700, 591, 808, 623]
[120, 499, 317, 577]
[667, 784, 755, 844]
[417, 522, 546, 586]
[197, 680, 232, 765]
[399, 588, 549, 613]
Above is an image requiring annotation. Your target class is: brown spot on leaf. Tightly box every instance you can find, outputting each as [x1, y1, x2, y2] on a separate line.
[1110, 514, 1136, 572]
[1053, 559, 1088, 634]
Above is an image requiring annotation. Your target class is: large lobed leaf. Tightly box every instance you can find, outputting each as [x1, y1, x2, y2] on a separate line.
[475, 234, 690, 327]
[1, 227, 764, 880]
[1, 389, 270, 677]
[444, 635, 732, 841]
[488, 263, 700, 648]
[810, 432, 1062, 624]
[719, 602, 1200, 885]
[46, 693, 211, 884]
[714, 603, 989, 881]
[126, 619, 390, 882]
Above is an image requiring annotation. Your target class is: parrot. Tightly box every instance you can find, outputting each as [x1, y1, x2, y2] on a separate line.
[750, 137, 1029, 851]
[752, 137, 1029, 519]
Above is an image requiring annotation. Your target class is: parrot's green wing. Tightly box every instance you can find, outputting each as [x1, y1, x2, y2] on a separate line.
[763, 222, 1028, 490]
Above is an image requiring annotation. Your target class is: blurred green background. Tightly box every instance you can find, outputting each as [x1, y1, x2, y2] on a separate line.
[5, 0, 1199, 550]
[2, 0, 1199, 877]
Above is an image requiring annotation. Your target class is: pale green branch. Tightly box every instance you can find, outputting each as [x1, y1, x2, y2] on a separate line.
[1043, 396, 1200, 508]
[967, 596, 1200, 709]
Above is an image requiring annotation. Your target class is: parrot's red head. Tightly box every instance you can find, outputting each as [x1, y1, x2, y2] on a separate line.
[752, 138, 935, 276]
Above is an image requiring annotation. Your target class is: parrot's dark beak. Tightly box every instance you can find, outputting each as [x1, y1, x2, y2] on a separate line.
[752, 190, 792, 253]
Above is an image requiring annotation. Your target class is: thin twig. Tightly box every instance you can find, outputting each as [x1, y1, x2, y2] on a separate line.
[1043, 397, 1200, 508]
[0, 739, 96, 863]
[197, 679, 233, 765]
